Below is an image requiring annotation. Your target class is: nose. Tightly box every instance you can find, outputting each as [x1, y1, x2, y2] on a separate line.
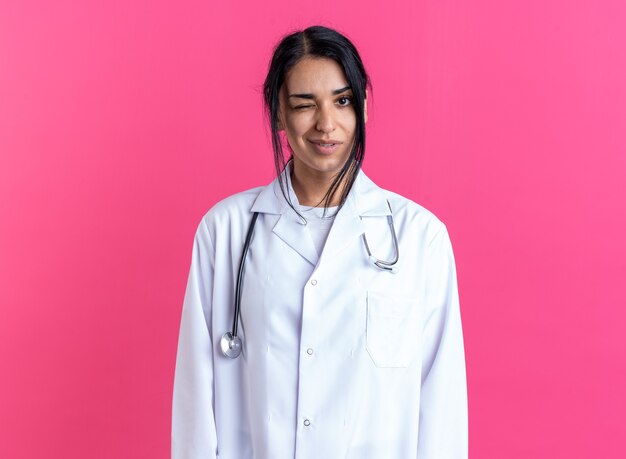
[315, 104, 336, 133]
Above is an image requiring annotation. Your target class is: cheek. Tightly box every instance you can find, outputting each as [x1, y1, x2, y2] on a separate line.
[281, 119, 307, 154]
[343, 119, 357, 141]
[339, 109, 357, 130]
[284, 115, 309, 140]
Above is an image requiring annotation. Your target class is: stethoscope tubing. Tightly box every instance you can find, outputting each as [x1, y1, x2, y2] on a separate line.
[361, 214, 398, 271]
[232, 211, 259, 338]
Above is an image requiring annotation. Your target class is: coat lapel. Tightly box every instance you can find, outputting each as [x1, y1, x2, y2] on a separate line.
[272, 212, 319, 266]
[250, 165, 391, 268]
[250, 169, 319, 266]
[317, 200, 364, 263]
[318, 171, 391, 263]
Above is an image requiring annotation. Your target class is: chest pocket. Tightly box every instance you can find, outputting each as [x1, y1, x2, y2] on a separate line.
[366, 291, 421, 368]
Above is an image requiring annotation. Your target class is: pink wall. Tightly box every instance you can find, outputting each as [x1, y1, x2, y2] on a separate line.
[1, 1, 625, 457]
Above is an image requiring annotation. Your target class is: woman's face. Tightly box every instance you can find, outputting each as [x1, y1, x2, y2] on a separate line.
[279, 57, 367, 181]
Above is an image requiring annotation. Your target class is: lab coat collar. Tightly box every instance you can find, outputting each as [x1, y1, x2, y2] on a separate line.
[250, 164, 390, 267]
[250, 164, 391, 217]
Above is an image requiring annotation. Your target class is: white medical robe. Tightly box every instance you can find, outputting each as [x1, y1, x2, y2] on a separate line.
[172, 168, 467, 458]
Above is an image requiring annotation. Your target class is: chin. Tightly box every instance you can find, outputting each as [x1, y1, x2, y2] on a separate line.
[311, 158, 349, 174]
[292, 150, 351, 176]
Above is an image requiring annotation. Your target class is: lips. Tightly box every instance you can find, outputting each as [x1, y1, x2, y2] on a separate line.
[308, 139, 343, 155]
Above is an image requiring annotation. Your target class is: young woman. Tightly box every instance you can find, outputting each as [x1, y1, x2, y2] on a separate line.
[172, 25, 467, 459]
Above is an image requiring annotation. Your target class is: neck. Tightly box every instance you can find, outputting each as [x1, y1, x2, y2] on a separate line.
[290, 163, 351, 207]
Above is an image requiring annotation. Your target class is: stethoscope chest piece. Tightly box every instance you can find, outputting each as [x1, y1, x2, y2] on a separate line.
[220, 332, 242, 359]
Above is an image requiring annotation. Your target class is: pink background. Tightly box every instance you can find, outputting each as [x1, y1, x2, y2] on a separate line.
[1, 1, 625, 458]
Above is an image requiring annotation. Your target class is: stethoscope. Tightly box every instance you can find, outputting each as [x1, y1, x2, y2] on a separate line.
[219, 205, 399, 359]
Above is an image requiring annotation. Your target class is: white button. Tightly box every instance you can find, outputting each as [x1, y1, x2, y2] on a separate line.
[303, 419, 311, 426]
[307, 348, 314, 355]
[310, 279, 318, 286]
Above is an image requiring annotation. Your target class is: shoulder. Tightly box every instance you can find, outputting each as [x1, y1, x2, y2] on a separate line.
[195, 185, 265, 238]
[204, 186, 264, 221]
[373, 183, 447, 246]
[381, 188, 438, 219]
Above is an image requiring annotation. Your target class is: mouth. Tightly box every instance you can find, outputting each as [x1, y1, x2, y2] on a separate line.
[308, 139, 343, 154]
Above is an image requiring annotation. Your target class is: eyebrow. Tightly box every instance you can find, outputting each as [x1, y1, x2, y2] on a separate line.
[288, 85, 352, 99]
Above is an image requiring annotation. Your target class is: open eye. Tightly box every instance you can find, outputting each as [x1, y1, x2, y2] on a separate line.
[336, 96, 353, 107]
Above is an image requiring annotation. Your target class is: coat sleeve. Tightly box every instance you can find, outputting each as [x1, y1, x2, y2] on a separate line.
[417, 223, 468, 458]
[172, 219, 219, 459]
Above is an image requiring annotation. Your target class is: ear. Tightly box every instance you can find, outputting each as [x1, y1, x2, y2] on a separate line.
[363, 89, 368, 124]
